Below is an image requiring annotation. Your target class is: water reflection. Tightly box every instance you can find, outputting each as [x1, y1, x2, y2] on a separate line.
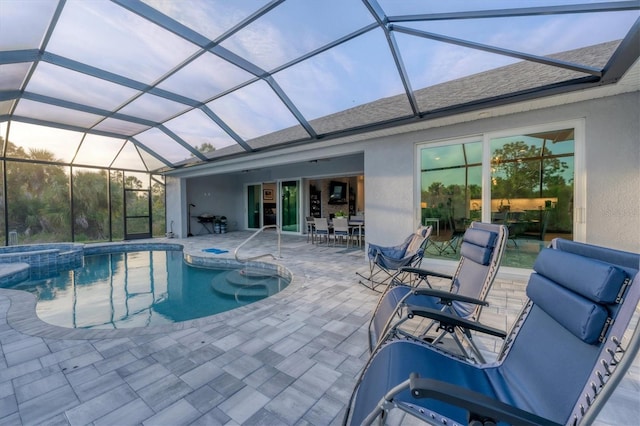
[9, 250, 288, 329]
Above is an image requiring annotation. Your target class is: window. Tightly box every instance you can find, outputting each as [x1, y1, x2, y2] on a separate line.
[418, 123, 580, 269]
[491, 130, 574, 229]
[419, 139, 482, 233]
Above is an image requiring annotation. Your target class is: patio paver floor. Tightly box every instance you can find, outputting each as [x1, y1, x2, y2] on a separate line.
[0, 231, 637, 425]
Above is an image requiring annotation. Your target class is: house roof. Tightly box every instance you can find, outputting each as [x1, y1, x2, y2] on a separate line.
[1, 1, 638, 173]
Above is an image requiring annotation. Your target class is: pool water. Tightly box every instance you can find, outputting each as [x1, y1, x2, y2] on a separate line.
[9, 250, 289, 329]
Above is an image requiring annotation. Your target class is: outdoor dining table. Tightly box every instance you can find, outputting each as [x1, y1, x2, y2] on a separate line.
[307, 218, 364, 247]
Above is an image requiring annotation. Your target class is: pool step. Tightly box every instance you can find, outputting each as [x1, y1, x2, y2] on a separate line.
[210, 269, 284, 301]
[226, 268, 279, 284]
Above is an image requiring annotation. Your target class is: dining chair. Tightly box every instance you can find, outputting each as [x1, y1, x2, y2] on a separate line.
[305, 216, 315, 243]
[313, 217, 330, 245]
[349, 215, 365, 247]
[332, 217, 350, 246]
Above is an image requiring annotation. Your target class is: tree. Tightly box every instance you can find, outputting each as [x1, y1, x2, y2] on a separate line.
[124, 174, 144, 189]
[5, 143, 71, 241]
[73, 170, 109, 241]
[191, 143, 216, 157]
[491, 141, 568, 200]
[1, 138, 162, 243]
[151, 177, 166, 237]
[110, 171, 125, 240]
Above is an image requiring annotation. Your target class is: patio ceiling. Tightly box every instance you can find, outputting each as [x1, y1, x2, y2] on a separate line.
[1, 0, 639, 173]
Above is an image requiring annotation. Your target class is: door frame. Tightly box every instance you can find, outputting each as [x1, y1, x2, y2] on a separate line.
[123, 187, 152, 240]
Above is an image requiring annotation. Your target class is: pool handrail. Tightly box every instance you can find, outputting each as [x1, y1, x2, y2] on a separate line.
[234, 225, 281, 262]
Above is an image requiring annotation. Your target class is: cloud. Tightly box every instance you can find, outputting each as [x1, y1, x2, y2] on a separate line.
[49, 0, 198, 84]
[207, 80, 299, 140]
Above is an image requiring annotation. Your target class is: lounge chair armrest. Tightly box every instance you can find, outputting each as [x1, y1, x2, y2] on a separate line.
[411, 288, 489, 307]
[406, 306, 506, 338]
[408, 375, 562, 426]
[399, 266, 453, 280]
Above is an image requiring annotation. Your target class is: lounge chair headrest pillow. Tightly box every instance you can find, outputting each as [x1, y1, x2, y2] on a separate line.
[533, 249, 627, 303]
[528, 249, 628, 344]
[459, 229, 498, 266]
[527, 273, 609, 344]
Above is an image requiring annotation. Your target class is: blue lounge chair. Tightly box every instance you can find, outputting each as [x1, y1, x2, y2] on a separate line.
[368, 221, 508, 362]
[356, 226, 432, 292]
[345, 239, 640, 425]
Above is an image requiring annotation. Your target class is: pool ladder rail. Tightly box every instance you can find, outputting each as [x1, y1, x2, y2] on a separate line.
[234, 225, 281, 262]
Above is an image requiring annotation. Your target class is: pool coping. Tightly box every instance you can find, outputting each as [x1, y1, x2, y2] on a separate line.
[0, 241, 298, 340]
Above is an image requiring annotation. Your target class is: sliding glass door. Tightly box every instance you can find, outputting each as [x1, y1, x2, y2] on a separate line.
[418, 123, 579, 268]
[419, 139, 482, 236]
[490, 129, 575, 245]
[247, 184, 261, 229]
[279, 180, 300, 233]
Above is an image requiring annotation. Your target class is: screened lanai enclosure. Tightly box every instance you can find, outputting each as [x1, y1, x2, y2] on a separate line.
[1, 1, 638, 245]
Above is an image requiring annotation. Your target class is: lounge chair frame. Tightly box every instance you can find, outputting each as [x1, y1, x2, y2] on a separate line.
[368, 221, 508, 362]
[356, 226, 432, 292]
[345, 238, 640, 426]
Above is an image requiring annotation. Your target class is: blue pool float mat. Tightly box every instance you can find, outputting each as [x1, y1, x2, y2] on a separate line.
[202, 248, 229, 254]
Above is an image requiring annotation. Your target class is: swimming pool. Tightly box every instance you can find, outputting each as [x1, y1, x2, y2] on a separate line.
[6, 249, 290, 329]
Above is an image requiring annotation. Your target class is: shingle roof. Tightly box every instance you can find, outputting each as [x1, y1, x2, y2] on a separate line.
[226, 40, 622, 159]
[1, 2, 637, 172]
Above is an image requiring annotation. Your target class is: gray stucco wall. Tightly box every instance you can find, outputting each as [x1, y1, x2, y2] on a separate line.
[167, 91, 639, 253]
[363, 91, 639, 252]
[164, 176, 185, 237]
[583, 93, 639, 251]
